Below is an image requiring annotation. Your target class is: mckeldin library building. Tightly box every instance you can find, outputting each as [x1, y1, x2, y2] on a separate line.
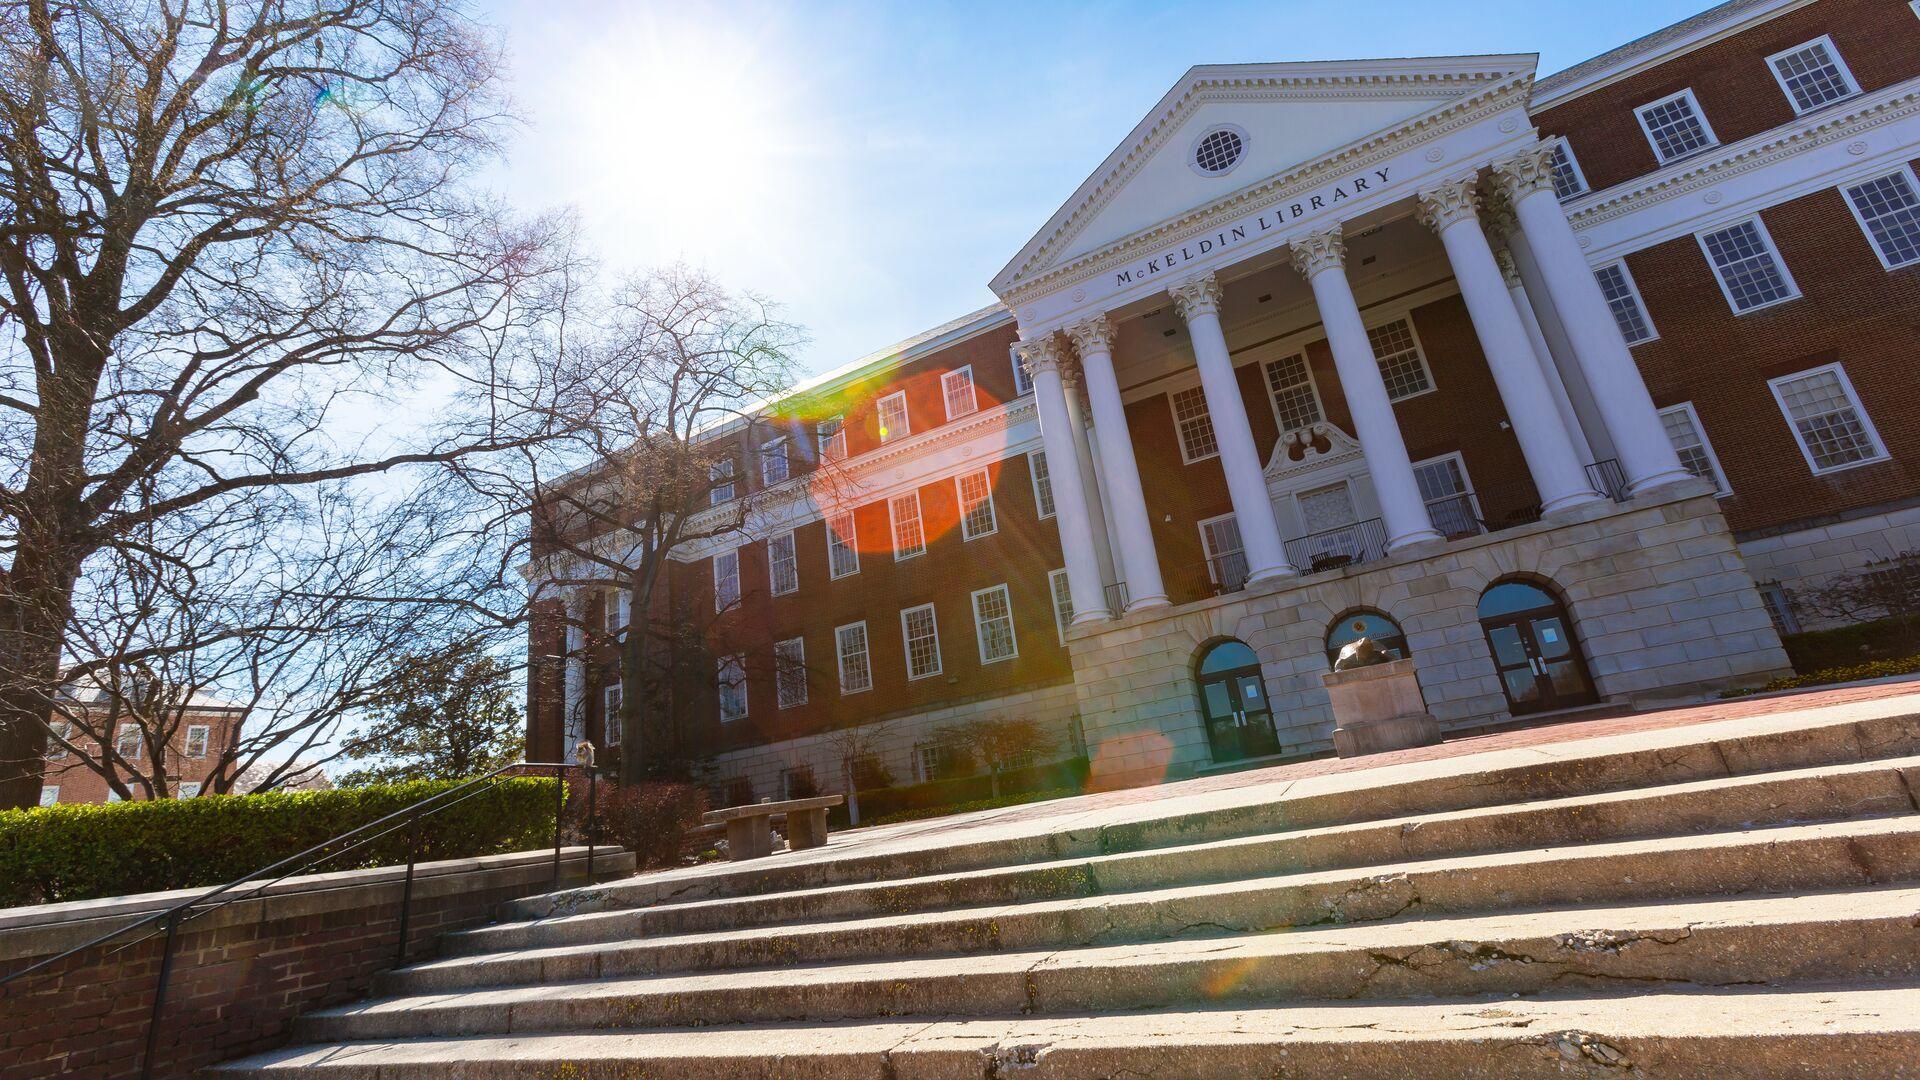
[527, 0, 1920, 798]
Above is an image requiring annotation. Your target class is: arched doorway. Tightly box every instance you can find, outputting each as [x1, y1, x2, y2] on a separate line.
[1195, 640, 1280, 762]
[1477, 579, 1597, 716]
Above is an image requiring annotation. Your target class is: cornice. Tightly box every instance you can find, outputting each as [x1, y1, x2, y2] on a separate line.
[1568, 80, 1920, 230]
[1000, 73, 1535, 308]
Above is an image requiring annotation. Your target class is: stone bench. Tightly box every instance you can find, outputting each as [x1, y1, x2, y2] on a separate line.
[701, 795, 844, 861]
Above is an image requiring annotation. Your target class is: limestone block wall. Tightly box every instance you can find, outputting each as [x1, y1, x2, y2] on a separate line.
[1736, 502, 1920, 630]
[698, 681, 1081, 803]
[1068, 482, 1791, 789]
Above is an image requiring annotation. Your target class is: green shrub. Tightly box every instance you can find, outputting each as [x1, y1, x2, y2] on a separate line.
[1722, 654, 1920, 698]
[563, 781, 706, 870]
[0, 777, 559, 907]
[1781, 615, 1920, 672]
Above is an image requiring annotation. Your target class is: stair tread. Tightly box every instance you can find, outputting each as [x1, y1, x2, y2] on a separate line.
[461, 753, 1920, 947]
[210, 982, 1920, 1074]
[407, 814, 1920, 978]
[319, 884, 1920, 1019]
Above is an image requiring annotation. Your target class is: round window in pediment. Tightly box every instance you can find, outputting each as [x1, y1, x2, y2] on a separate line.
[1191, 125, 1248, 176]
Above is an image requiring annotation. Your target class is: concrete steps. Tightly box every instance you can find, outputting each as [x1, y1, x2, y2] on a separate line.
[210, 703, 1920, 1077]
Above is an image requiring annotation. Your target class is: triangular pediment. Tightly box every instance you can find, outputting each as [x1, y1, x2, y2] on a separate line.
[992, 55, 1537, 301]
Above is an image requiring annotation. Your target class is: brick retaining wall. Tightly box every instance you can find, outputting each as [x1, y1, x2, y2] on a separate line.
[0, 844, 632, 1079]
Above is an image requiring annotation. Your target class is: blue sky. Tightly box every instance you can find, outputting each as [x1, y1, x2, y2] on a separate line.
[479, 0, 1706, 376]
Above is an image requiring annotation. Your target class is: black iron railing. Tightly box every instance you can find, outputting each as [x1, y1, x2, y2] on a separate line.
[1103, 580, 1130, 615]
[0, 759, 597, 1080]
[1285, 517, 1389, 574]
[1587, 458, 1630, 502]
[1423, 493, 1485, 541]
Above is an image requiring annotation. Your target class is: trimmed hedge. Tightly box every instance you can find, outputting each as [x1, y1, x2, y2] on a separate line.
[1740, 655, 1920, 696]
[1781, 615, 1920, 673]
[0, 777, 559, 907]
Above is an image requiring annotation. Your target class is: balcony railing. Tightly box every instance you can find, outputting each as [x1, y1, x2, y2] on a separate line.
[1424, 493, 1485, 541]
[1587, 458, 1629, 502]
[1285, 517, 1388, 574]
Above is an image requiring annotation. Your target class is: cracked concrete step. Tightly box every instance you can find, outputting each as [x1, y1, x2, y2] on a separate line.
[384, 815, 1920, 993]
[210, 982, 1920, 1078]
[296, 886, 1920, 1040]
[446, 756, 1920, 956]
[499, 709, 1920, 921]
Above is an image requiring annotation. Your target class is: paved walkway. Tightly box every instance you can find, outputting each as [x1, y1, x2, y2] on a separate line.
[615, 678, 1920, 894]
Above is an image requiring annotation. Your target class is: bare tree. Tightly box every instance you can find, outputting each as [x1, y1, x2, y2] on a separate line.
[931, 716, 1055, 799]
[819, 718, 892, 826]
[1790, 552, 1920, 629]
[459, 264, 811, 782]
[0, 1, 575, 806]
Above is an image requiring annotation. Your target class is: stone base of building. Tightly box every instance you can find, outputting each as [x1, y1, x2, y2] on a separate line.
[1735, 498, 1920, 633]
[1067, 482, 1792, 791]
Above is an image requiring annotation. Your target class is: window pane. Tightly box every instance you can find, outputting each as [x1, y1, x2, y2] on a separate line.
[1640, 94, 1714, 160]
[1011, 351, 1034, 395]
[828, 512, 860, 578]
[1263, 353, 1322, 432]
[1171, 386, 1218, 461]
[713, 549, 741, 611]
[1702, 221, 1794, 311]
[817, 416, 846, 462]
[1659, 405, 1728, 493]
[709, 458, 735, 505]
[1549, 142, 1586, 199]
[1029, 451, 1055, 518]
[902, 605, 942, 678]
[836, 624, 872, 693]
[761, 438, 789, 485]
[878, 394, 909, 443]
[890, 493, 926, 558]
[942, 368, 978, 420]
[717, 655, 747, 721]
[775, 638, 807, 708]
[1594, 264, 1655, 343]
[1049, 568, 1074, 643]
[973, 586, 1018, 663]
[1846, 172, 1920, 268]
[958, 470, 997, 539]
[1775, 368, 1882, 470]
[769, 532, 799, 595]
[1366, 319, 1431, 399]
[1773, 42, 1854, 112]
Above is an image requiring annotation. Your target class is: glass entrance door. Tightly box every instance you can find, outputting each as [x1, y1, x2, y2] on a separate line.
[1478, 582, 1597, 716]
[1196, 641, 1281, 762]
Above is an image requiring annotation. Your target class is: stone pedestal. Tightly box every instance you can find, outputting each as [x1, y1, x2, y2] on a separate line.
[1323, 657, 1443, 758]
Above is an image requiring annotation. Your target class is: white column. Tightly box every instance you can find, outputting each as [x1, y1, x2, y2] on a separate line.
[1068, 315, 1171, 611]
[562, 591, 588, 762]
[1060, 368, 1119, 591]
[1495, 145, 1692, 495]
[1289, 227, 1443, 551]
[1417, 176, 1602, 515]
[1496, 214, 1618, 463]
[1168, 273, 1295, 583]
[1498, 246, 1594, 464]
[1017, 335, 1111, 626]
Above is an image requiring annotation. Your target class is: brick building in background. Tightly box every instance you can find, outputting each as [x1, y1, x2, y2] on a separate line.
[37, 683, 247, 806]
[528, 0, 1920, 799]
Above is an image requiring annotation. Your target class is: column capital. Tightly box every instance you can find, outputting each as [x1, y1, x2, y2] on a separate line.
[1288, 226, 1346, 279]
[1168, 272, 1223, 321]
[1492, 143, 1558, 204]
[1494, 246, 1523, 289]
[1482, 198, 1521, 244]
[1014, 334, 1066, 377]
[1065, 314, 1115, 356]
[1416, 174, 1481, 234]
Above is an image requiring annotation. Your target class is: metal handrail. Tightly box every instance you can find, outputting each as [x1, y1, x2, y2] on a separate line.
[1587, 458, 1630, 502]
[1, 758, 599, 1079]
[1284, 517, 1389, 573]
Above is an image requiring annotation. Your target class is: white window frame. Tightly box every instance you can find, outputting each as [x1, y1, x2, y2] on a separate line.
[717, 654, 748, 723]
[835, 621, 873, 695]
[1841, 164, 1920, 271]
[1048, 567, 1073, 645]
[1196, 512, 1247, 586]
[941, 366, 979, 421]
[1765, 35, 1860, 116]
[1658, 401, 1732, 497]
[774, 637, 808, 709]
[1027, 450, 1056, 520]
[178, 782, 202, 799]
[46, 720, 70, 760]
[604, 589, 629, 632]
[760, 436, 790, 486]
[1412, 451, 1484, 518]
[1696, 216, 1800, 313]
[1168, 383, 1219, 464]
[1261, 350, 1324, 435]
[712, 547, 741, 612]
[900, 603, 943, 680]
[889, 490, 926, 561]
[1365, 316, 1436, 403]
[1010, 348, 1034, 396]
[817, 416, 847, 462]
[955, 469, 998, 541]
[39, 785, 57, 807]
[1547, 136, 1589, 200]
[1767, 363, 1889, 476]
[767, 530, 799, 596]
[971, 583, 1019, 665]
[709, 457, 735, 506]
[184, 724, 210, 760]
[876, 391, 910, 444]
[1634, 88, 1719, 164]
[1594, 260, 1658, 344]
[115, 724, 142, 762]
[826, 510, 861, 579]
[603, 683, 623, 746]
